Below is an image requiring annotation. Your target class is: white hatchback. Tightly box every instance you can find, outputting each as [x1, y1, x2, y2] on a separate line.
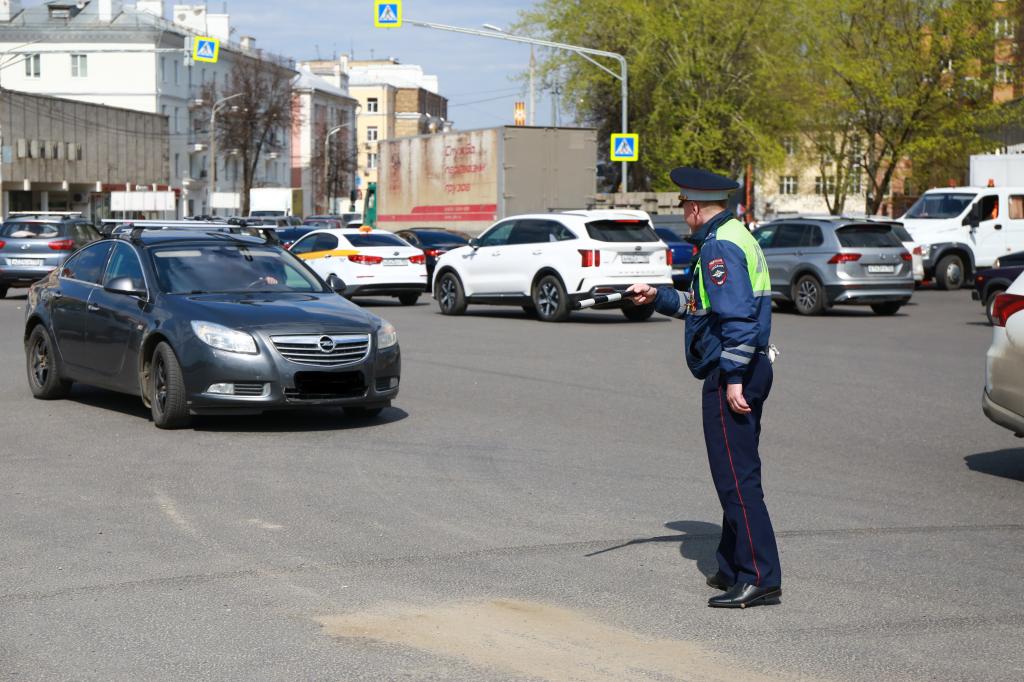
[983, 271, 1024, 436]
[431, 210, 673, 321]
[289, 228, 428, 305]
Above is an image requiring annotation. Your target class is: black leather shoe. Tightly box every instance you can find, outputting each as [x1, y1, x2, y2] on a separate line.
[706, 571, 732, 591]
[707, 582, 781, 608]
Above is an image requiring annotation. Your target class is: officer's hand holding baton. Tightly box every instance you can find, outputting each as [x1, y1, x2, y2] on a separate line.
[627, 283, 658, 305]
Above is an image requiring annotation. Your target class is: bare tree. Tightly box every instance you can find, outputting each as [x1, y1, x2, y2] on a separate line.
[309, 120, 357, 214]
[204, 54, 296, 216]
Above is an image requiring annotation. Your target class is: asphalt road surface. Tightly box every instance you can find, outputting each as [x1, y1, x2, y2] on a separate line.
[2, 289, 1022, 681]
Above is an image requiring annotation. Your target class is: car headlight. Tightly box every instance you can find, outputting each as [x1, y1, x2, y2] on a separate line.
[190, 320, 258, 354]
[377, 321, 398, 349]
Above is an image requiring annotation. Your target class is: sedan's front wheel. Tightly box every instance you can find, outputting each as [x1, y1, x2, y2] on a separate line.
[26, 325, 72, 400]
[149, 342, 190, 430]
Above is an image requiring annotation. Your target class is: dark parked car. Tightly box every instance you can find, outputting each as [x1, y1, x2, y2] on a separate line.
[277, 225, 319, 249]
[1, 213, 101, 298]
[23, 229, 401, 429]
[653, 225, 697, 289]
[994, 250, 1024, 269]
[974, 264, 1024, 324]
[394, 228, 470, 290]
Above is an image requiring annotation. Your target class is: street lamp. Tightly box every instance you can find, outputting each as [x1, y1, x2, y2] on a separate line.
[324, 122, 354, 214]
[207, 92, 244, 215]
[408, 19, 630, 191]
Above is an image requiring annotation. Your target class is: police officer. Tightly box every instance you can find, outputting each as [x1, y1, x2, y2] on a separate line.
[629, 167, 782, 609]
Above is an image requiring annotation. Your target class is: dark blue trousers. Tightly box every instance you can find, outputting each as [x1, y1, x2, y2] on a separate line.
[701, 353, 782, 587]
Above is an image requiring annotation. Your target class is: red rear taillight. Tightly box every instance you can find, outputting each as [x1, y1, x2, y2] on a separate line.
[691, 245, 698, 257]
[424, 248, 443, 257]
[579, 249, 601, 267]
[349, 254, 383, 265]
[409, 254, 426, 264]
[900, 251, 912, 262]
[992, 293, 1024, 327]
[48, 239, 75, 251]
[666, 248, 673, 266]
[0, 240, 5, 249]
[912, 246, 924, 255]
[828, 253, 862, 264]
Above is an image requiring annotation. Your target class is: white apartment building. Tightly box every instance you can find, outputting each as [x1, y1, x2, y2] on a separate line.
[291, 68, 359, 216]
[0, 0, 295, 216]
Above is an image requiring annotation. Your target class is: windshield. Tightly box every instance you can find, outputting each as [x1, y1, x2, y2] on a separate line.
[150, 244, 325, 294]
[1, 221, 60, 238]
[344, 233, 409, 247]
[585, 219, 659, 242]
[903, 193, 975, 219]
[416, 230, 468, 246]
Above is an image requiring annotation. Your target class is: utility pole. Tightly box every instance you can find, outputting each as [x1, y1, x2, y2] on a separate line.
[529, 46, 536, 127]
[207, 92, 243, 216]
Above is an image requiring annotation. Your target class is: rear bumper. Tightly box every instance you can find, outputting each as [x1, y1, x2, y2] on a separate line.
[983, 390, 1024, 437]
[343, 283, 426, 298]
[825, 282, 915, 305]
[0, 266, 56, 286]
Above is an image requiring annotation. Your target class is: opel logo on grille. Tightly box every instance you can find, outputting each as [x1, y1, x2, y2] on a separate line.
[318, 336, 336, 353]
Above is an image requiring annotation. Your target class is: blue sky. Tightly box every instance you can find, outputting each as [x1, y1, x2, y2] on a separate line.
[229, 0, 558, 130]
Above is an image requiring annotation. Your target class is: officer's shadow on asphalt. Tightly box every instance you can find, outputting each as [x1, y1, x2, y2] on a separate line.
[584, 520, 721, 577]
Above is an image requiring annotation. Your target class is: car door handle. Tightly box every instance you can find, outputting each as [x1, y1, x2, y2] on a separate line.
[532, 250, 542, 255]
[994, 224, 1003, 230]
[87, 303, 101, 312]
[795, 250, 804, 256]
[492, 251, 501, 256]
[51, 290, 63, 299]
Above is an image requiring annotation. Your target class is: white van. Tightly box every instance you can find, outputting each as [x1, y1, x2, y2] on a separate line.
[900, 186, 1024, 289]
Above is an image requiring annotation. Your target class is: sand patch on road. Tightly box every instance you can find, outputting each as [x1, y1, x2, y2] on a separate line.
[319, 599, 779, 681]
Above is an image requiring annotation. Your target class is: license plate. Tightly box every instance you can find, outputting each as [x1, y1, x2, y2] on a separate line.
[621, 254, 649, 264]
[867, 265, 895, 274]
[8, 258, 43, 266]
[383, 258, 406, 266]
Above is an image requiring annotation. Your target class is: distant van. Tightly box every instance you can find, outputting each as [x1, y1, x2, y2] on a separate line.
[901, 186, 1024, 289]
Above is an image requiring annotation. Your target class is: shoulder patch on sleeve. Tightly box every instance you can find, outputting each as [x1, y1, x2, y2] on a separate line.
[708, 257, 727, 286]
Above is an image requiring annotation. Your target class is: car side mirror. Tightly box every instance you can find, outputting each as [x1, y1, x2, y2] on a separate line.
[326, 274, 346, 293]
[963, 204, 982, 229]
[468, 238, 480, 249]
[105, 277, 147, 298]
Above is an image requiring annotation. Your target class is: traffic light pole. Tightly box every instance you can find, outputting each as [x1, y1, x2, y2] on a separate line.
[405, 19, 630, 192]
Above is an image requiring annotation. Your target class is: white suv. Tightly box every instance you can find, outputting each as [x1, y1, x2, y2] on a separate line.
[431, 210, 673, 322]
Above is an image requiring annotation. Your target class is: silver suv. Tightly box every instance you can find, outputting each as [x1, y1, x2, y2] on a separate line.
[754, 218, 914, 315]
[0, 213, 101, 298]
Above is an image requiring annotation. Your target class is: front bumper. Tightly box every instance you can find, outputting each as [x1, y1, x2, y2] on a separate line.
[983, 390, 1024, 437]
[825, 282, 915, 305]
[179, 334, 401, 415]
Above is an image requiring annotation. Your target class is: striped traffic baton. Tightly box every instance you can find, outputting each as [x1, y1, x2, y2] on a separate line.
[572, 291, 637, 310]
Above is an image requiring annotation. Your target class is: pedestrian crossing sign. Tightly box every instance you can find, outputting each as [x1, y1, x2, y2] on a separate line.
[192, 37, 220, 63]
[610, 134, 639, 162]
[374, 1, 402, 28]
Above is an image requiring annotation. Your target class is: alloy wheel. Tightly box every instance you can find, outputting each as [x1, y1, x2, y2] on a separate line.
[538, 281, 560, 318]
[439, 276, 456, 311]
[155, 358, 168, 412]
[30, 336, 49, 387]
[797, 279, 818, 311]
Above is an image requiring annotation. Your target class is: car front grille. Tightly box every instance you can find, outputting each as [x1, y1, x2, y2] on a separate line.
[232, 382, 268, 397]
[270, 333, 371, 367]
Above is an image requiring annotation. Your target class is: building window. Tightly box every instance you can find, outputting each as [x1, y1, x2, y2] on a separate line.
[25, 53, 40, 78]
[161, 56, 166, 82]
[366, 97, 379, 113]
[367, 152, 379, 169]
[815, 176, 836, 195]
[781, 137, 797, 156]
[847, 172, 862, 194]
[173, 107, 180, 134]
[779, 176, 797, 195]
[366, 126, 379, 142]
[995, 17, 1016, 39]
[175, 153, 180, 178]
[71, 54, 87, 78]
[174, 61, 180, 85]
[996, 64, 1012, 84]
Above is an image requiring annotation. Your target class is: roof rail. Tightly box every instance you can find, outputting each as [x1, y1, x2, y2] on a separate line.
[9, 211, 82, 217]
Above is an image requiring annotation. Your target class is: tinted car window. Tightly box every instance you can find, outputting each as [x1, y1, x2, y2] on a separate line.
[771, 224, 808, 249]
[836, 225, 904, 248]
[805, 225, 824, 247]
[414, 230, 469, 247]
[890, 224, 912, 242]
[585, 219, 659, 242]
[1, 221, 60, 238]
[754, 225, 778, 248]
[655, 227, 685, 242]
[61, 241, 113, 284]
[343, 233, 408, 247]
[508, 220, 570, 245]
[103, 243, 146, 287]
[396, 231, 421, 246]
[151, 245, 323, 294]
[291, 233, 338, 254]
[478, 221, 515, 247]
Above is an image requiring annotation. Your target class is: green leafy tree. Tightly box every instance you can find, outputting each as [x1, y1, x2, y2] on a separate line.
[801, 0, 1000, 214]
[515, 0, 802, 191]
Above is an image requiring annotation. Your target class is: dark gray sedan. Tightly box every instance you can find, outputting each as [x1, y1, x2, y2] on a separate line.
[23, 229, 401, 429]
